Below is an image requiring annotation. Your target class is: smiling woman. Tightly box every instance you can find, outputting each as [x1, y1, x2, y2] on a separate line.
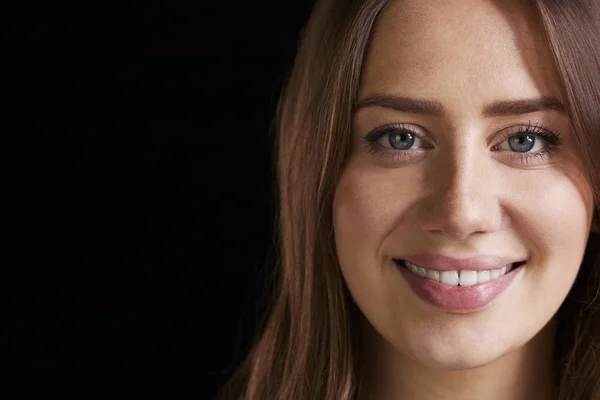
[216, 1, 600, 399]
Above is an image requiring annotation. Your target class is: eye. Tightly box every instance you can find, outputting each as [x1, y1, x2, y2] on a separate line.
[491, 123, 565, 164]
[497, 134, 546, 153]
[362, 121, 564, 165]
[361, 124, 432, 162]
[365, 125, 429, 151]
[387, 130, 423, 150]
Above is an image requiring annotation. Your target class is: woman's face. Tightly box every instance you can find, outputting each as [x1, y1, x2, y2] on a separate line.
[332, 0, 595, 370]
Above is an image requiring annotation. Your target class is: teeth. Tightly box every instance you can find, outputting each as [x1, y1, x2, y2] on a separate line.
[407, 262, 418, 274]
[426, 269, 440, 282]
[440, 270, 459, 285]
[459, 270, 477, 287]
[478, 270, 490, 283]
[403, 260, 517, 286]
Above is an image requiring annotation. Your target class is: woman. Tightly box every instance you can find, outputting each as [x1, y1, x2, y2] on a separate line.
[217, 0, 600, 399]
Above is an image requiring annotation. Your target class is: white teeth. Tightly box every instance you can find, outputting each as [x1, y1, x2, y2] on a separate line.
[440, 270, 459, 285]
[478, 270, 490, 283]
[426, 269, 440, 282]
[407, 262, 418, 274]
[459, 270, 478, 287]
[402, 260, 519, 286]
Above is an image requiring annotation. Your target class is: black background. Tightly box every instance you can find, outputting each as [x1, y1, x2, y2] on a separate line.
[8, 1, 314, 398]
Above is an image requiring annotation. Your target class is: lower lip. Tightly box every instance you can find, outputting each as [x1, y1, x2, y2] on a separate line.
[395, 261, 523, 313]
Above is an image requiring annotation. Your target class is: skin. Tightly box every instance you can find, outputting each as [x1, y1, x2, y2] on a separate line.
[332, 0, 597, 399]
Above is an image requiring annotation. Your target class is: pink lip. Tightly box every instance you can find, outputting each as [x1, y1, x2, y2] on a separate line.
[396, 261, 524, 313]
[401, 253, 524, 272]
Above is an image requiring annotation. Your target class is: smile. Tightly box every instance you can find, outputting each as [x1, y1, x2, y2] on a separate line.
[393, 258, 526, 312]
[395, 259, 526, 287]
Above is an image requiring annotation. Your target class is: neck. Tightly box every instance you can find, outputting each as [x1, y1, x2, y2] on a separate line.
[359, 315, 558, 400]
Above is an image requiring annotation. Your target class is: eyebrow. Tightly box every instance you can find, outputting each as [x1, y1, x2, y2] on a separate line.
[354, 94, 567, 117]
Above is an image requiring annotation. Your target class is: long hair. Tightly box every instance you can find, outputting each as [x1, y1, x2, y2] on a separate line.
[216, 0, 600, 399]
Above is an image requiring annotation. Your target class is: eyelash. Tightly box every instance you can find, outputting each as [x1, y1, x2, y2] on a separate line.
[362, 121, 564, 164]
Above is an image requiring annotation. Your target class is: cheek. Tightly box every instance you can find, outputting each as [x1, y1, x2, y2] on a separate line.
[508, 166, 593, 271]
[525, 190, 591, 318]
[332, 161, 425, 327]
[494, 166, 593, 342]
[332, 162, 418, 261]
[332, 162, 411, 335]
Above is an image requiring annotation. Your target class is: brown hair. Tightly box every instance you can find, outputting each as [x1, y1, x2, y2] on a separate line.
[216, 0, 600, 399]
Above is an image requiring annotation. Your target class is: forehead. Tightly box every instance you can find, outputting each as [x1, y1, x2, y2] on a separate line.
[359, 0, 563, 117]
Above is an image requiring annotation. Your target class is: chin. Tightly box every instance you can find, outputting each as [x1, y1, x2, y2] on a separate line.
[404, 336, 509, 371]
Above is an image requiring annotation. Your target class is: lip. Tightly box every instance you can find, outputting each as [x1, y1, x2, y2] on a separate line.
[395, 260, 524, 313]
[400, 253, 525, 272]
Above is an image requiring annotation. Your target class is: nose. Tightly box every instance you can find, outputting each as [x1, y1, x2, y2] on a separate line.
[420, 148, 502, 241]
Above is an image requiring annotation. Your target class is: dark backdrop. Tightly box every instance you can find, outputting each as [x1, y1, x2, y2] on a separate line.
[9, 1, 314, 398]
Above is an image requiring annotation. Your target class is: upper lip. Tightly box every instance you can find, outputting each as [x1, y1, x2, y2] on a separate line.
[397, 253, 525, 272]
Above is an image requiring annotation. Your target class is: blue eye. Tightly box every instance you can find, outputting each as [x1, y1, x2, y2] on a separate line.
[364, 125, 429, 152]
[508, 135, 537, 152]
[493, 124, 564, 164]
[388, 131, 416, 150]
[362, 121, 564, 165]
